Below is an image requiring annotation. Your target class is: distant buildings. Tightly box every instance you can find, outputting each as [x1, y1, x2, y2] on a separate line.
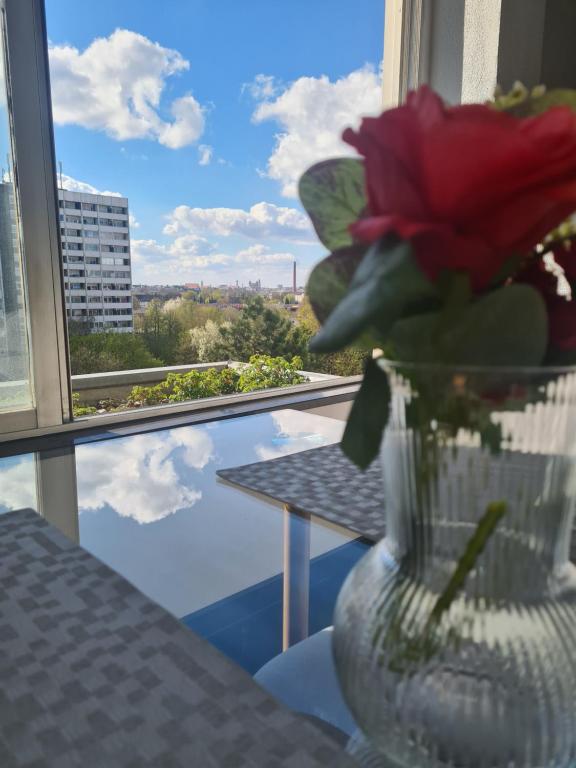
[59, 189, 133, 333]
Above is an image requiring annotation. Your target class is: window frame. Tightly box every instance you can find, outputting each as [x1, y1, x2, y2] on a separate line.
[1, 0, 71, 436]
[0, 0, 400, 442]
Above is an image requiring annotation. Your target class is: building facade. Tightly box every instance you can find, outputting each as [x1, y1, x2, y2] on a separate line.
[58, 189, 133, 333]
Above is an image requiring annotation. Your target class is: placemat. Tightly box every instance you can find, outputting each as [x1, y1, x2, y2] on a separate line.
[0, 509, 354, 768]
[217, 444, 385, 541]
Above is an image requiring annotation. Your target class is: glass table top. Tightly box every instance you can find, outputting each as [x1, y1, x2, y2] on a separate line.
[0, 409, 370, 675]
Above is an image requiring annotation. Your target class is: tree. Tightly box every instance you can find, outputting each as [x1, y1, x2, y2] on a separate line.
[218, 296, 308, 362]
[136, 300, 184, 364]
[180, 320, 233, 363]
[69, 332, 163, 375]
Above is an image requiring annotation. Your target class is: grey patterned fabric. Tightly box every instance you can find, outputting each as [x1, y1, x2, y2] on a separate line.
[217, 444, 385, 542]
[0, 509, 354, 767]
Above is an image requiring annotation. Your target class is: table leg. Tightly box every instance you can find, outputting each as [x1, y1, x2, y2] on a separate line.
[282, 504, 311, 650]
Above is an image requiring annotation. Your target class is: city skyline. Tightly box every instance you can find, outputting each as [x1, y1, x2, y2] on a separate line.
[45, 0, 384, 287]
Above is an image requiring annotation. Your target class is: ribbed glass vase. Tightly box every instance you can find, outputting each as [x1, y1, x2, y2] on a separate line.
[333, 361, 576, 768]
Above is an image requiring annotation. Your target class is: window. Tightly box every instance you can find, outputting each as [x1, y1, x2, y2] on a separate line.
[85, 257, 100, 264]
[65, 201, 81, 210]
[82, 202, 97, 211]
[66, 214, 82, 224]
[83, 216, 97, 225]
[84, 244, 99, 252]
[83, 230, 99, 238]
[98, 204, 127, 215]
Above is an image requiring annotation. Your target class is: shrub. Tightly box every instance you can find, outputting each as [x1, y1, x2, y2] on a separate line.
[237, 355, 305, 392]
[126, 357, 306, 408]
[72, 392, 97, 417]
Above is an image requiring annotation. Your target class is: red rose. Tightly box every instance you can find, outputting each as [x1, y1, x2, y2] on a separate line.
[344, 86, 576, 290]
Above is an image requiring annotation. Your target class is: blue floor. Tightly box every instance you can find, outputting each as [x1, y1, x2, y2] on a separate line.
[181, 538, 370, 674]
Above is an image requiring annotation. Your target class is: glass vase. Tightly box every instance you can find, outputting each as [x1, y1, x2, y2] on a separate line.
[333, 361, 576, 768]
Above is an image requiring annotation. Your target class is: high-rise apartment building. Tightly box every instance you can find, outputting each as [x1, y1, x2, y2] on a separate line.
[58, 189, 133, 333]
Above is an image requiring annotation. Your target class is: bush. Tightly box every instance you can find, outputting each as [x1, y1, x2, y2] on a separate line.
[126, 356, 306, 408]
[69, 332, 163, 375]
[237, 355, 305, 392]
[72, 392, 97, 417]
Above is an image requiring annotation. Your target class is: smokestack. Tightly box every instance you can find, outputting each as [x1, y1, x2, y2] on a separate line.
[293, 261, 297, 295]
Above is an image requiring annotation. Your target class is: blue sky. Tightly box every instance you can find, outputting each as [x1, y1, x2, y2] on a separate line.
[45, 0, 384, 287]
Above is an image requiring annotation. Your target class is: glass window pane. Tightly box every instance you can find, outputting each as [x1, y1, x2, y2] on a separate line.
[0, 21, 32, 413]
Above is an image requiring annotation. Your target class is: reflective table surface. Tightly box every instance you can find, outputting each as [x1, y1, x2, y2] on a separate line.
[0, 409, 369, 675]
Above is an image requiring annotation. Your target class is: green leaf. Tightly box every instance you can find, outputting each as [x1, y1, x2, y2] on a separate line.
[497, 87, 576, 118]
[310, 237, 435, 353]
[306, 244, 367, 325]
[341, 357, 390, 469]
[389, 283, 548, 367]
[299, 158, 366, 251]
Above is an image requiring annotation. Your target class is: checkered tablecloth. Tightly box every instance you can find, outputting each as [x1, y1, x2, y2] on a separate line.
[0, 509, 354, 767]
[217, 444, 385, 541]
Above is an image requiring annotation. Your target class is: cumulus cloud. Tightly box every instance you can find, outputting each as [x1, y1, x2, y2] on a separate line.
[129, 213, 140, 229]
[76, 428, 214, 524]
[252, 66, 382, 196]
[164, 201, 313, 242]
[198, 144, 213, 166]
[235, 244, 294, 264]
[59, 173, 123, 197]
[49, 29, 205, 149]
[0, 457, 37, 513]
[132, 235, 232, 284]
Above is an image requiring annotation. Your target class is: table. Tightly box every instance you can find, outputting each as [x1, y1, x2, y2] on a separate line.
[0, 409, 366, 762]
[0, 508, 354, 767]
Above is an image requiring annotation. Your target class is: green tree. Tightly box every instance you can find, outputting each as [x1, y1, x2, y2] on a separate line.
[219, 296, 308, 362]
[136, 300, 184, 364]
[69, 332, 163, 375]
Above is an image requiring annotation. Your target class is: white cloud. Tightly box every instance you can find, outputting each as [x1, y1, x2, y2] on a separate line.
[235, 244, 294, 264]
[252, 66, 382, 196]
[76, 428, 214, 524]
[242, 74, 281, 100]
[59, 173, 123, 197]
[49, 29, 205, 149]
[164, 201, 313, 242]
[198, 144, 213, 166]
[0, 457, 37, 513]
[129, 213, 140, 229]
[132, 235, 230, 283]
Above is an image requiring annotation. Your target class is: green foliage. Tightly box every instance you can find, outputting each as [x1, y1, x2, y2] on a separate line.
[310, 237, 436, 353]
[389, 284, 548, 367]
[136, 300, 184, 364]
[69, 332, 163, 375]
[493, 83, 576, 118]
[306, 244, 366, 325]
[296, 296, 367, 376]
[299, 158, 366, 251]
[71, 392, 97, 417]
[218, 296, 308, 361]
[341, 358, 391, 469]
[126, 356, 306, 408]
[237, 355, 305, 392]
